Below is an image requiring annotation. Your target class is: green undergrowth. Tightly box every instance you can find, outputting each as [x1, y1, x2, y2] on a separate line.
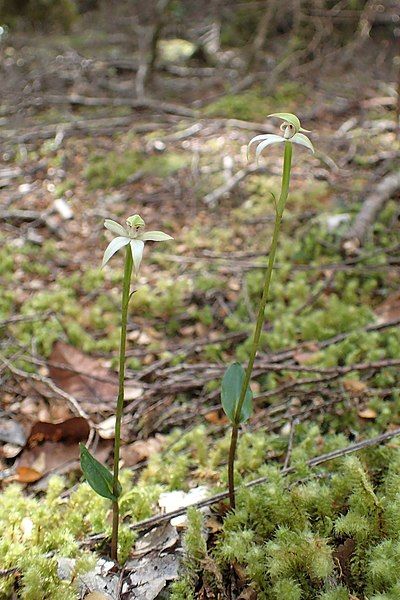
[0, 195, 398, 391]
[204, 82, 306, 121]
[169, 426, 400, 599]
[3, 424, 400, 598]
[85, 149, 188, 190]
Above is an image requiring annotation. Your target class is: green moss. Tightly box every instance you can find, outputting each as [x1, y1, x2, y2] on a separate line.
[204, 83, 305, 121]
[204, 90, 268, 121]
[85, 150, 188, 190]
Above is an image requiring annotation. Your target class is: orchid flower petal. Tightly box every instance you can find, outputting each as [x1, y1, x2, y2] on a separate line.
[101, 236, 130, 268]
[247, 134, 275, 159]
[255, 135, 285, 161]
[104, 219, 127, 236]
[291, 132, 315, 153]
[130, 239, 145, 274]
[140, 231, 174, 242]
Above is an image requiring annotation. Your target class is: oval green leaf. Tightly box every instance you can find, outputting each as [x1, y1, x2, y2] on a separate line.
[221, 362, 253, 424]
[80, 443, 121, 501]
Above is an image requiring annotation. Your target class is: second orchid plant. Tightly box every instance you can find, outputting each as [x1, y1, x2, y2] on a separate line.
[80, 214, 172, 562]
[221, 113, 314, 508]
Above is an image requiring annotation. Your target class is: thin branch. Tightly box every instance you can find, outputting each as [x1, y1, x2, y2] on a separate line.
[342, 171, 400, 252]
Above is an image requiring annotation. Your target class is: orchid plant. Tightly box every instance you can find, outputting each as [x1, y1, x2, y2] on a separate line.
[221, 113, 314, 508]
[80, 214, 172, 562]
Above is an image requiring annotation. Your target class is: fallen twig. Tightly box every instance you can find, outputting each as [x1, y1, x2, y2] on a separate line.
[342, 171, 400, 252]
[27, 94, 196, 118]
[0, 118, 161, 145]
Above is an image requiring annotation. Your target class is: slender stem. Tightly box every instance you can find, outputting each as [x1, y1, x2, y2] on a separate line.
[111, 245, 133, 562]
[227, 141, 293, 509]
[228, 425, 238, 508]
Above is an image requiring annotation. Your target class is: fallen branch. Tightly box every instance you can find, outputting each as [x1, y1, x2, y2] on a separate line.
[0, 118, 160, 144]
[27, 94, 195, 118]
[342, 171, 400, 252]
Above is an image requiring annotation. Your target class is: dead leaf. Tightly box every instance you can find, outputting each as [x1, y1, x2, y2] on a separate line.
[48, 341, 118, 405]
[358, 408, 377, 420]
[237, 589, 258, 600]
[125, 554, 180, 599]
[294, 351, 318, 365]
[120, 435, 165, 467]
[204, 411, 229, 425]
[11, 417, 103, 486]
[15, 440, 111, 487]
[333, 537, 356, 583]
[97, 416, 116, 440]
[343, 380, 367, 395]
[375, 291, 400, 324]
[124, 385, 143, 401]
[85, 594, 110, 600]
[205, 516, 223, 534]
[27, 417, 90, 446]
[232, 560, 247, 584]
[14, 466, 42, 483]
[133, 523, 179, 557]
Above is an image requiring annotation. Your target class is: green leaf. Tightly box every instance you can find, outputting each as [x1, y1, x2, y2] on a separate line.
[79, 443, 121, 501]
[268, 112, 301, 134]
[221, 362, 253, 424]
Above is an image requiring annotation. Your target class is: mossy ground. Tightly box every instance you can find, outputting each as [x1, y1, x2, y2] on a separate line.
[0, 15, 399, 599]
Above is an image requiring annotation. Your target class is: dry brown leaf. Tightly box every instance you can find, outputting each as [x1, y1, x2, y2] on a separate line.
[205, 516, 223, 534]
[358, 408, 377, 420]
[14, 466, 43, 483]
[27, 417, 90, 446]
[85, 594, 110, 600]
[16, 440, 111, 485]
[204, 411, 229, 425]
[343, 380, 368, 395]
[294, 351, 318, 365]
[375, 291, 400, 324]
[121, 435, 165, 467]
[181, 325, 195, 336]
[237, 589, 258, 600]
[48, 341, 118, 405]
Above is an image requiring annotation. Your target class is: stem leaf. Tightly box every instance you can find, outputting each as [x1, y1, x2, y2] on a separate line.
[80, 443, 121, 501]
[221, 362, 253, 424]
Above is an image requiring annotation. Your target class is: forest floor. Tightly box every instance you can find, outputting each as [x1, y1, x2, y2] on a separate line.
[0, 10, 400, 600]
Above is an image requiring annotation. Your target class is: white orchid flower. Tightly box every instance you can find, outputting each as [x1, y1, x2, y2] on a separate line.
[102, 214, 173, 273]
[248, 112, 314, 161]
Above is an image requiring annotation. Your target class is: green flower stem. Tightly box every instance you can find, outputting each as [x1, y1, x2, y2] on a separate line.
[111, 245, 133, 562]
[228, 140, 293, 509]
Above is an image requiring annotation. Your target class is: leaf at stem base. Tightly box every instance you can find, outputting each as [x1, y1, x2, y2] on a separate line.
[221, 362, 253, 424]
[79, 443, 121, 501]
